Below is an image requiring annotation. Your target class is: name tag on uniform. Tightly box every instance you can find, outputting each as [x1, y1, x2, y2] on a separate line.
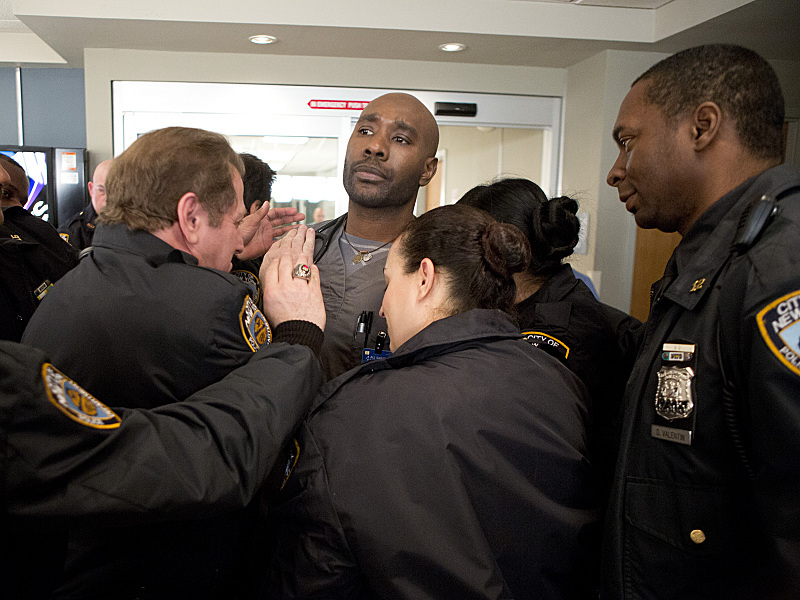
[362, 348, 392, 363]
[652, 341, 697, 445]
[35, 280, 53, 301]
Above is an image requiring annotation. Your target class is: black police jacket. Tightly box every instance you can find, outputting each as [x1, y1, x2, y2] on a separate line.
[21, 222, 314, 600]
[603, 165, 800, 600]
[1, 340, 322, 600]
[58, 202, 97, 251]
[0, 206, 77, 341]
[264, 309, 601, 600]
[516, 264, 641, 498]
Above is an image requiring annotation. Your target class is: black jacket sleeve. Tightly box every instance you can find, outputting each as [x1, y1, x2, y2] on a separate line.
[1, 340, 322, 523]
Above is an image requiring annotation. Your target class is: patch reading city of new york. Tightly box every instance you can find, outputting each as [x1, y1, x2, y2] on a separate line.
[757, 289, 800, 377]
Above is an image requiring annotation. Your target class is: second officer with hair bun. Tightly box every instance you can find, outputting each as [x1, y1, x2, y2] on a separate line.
[459, 178, 641, 503]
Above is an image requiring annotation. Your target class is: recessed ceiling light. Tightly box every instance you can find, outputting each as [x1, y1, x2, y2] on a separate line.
[249, 35, 277, 45]
[439, 43, 466, 53]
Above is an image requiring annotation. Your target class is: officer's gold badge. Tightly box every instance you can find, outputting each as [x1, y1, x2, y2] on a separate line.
[42, 363, 121, 429]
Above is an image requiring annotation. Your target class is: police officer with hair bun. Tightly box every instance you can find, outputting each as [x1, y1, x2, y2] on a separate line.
[265, 204, 600, 600]
[459, 178, 641, 506]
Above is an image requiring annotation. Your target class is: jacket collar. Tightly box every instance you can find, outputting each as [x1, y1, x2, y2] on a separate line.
[313, 309, 521, 409]
[664, 164, 800, 310]
[519, 263, 580, 306]
[391, 308, 520, 357]
[92, 223, 198, 267]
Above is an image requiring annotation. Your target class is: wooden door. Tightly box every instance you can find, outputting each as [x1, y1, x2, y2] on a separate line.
[629, 227, 681, 322]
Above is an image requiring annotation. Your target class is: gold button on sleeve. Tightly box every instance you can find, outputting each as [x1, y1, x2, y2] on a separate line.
[690, 529, 706, 544]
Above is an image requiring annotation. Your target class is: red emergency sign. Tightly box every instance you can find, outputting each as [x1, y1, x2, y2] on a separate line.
[308, 99, 370, 110]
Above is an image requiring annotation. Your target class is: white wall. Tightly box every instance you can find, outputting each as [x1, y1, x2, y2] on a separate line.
[561, 51, 800, 311]
[562, 50, 668, 310]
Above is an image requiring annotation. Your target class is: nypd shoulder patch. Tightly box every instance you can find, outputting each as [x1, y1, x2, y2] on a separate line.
[59, 232, 70, 243]
[239, 295, 271, 351]
[232, 269, 260, 304]
[42, 363, 121, 429]
[757, 289, 800, 377]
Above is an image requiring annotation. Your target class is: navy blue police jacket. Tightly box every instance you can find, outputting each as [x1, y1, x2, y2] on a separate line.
[0, 206, 77, 341]
[22, 222, 319, 600]
[58, 202, 98, 251]
[1, 340, 322, 600]
[602, 164, 800, 600]
[263, 308, 601, 600]
[516, 263, 641, 500]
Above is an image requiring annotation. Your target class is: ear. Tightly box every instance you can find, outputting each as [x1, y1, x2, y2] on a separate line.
[418, 156, 439, 187]
[175, 192, 206, 245]
[691, 101, 722, 152]
[416, 257, 437, 301]
[87, 181, 95, 196]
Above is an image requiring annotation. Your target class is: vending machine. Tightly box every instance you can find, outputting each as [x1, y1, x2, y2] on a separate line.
[0, 146, 89, 228]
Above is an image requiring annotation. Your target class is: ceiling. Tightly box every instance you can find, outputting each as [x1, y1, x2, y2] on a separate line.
[1, 0, 798, 69]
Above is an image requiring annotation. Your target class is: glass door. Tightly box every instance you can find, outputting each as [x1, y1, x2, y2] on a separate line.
[112, 82, 562, 221]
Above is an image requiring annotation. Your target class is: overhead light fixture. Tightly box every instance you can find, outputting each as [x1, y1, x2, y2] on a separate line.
[438, 43, 466, 53]
[249, 35, 277, 45]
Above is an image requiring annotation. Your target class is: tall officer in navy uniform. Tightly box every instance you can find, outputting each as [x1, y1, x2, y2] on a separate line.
[603, 44, 800, 599]
[0, 155, 77, 341]
[23, 126, 326, 600]
[313, 92, 439, 380]
[59, 158, 112, 250]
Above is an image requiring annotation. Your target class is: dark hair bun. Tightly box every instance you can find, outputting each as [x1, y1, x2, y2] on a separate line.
[530, 195, 580, 262]
[481, 222, 532, 279]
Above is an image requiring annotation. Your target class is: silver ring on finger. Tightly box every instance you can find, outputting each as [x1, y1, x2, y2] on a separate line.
[291, 263, 311, 281]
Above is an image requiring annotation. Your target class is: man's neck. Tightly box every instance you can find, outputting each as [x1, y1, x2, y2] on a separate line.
[679, 154, 781, 236]
[345, 202, 416, 243]
[151, 223, 190, 254]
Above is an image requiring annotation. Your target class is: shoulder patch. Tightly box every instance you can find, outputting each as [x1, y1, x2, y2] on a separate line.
[59, 232, 69, 243]
[42, 363, 121, 429]
[240, 295, 271, 351]
[232, 269, 260, 303]
[757, 289, 800, 377]
[521, 330, 570, 360]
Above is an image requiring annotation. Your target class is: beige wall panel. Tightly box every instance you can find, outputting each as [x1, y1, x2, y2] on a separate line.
[499, 128, 544, 183]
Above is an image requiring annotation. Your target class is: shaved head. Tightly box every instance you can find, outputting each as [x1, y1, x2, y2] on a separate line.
[344, 92, 440, 211]
[362, 93, 439, 158]
[89, 159, 113, 212]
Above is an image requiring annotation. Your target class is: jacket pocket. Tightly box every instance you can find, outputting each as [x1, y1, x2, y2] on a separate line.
[621, 478, 758, 599]
[625, 477, 749, 555]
